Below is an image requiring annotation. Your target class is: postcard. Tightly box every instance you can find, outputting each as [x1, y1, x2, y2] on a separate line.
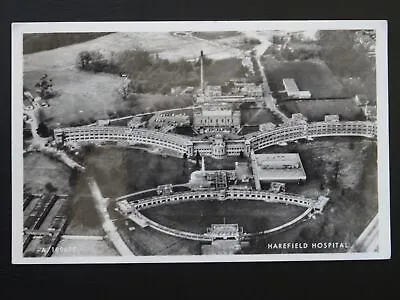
[12, 20, 390, 263]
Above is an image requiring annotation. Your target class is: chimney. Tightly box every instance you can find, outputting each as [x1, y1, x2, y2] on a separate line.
[200, 50, 204, 93]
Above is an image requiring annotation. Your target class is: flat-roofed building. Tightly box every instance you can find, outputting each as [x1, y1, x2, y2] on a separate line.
[204, 85, 222, 97]
[259, 122, 277, 132]
[193, 102, 241, 133]
[128, 116, 146, 129]
[251, 153, 306, 183]
[324, 114, 340, 122]
[148, 113, 190, 129]
[205, 224, 243, 240]
[282, 78, 311, 99]
[239, 83, 263, 97]
[284, 113, 308, 125]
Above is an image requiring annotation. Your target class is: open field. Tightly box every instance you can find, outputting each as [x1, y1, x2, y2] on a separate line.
[23, 33, 112, 54]
[278, 98, 363, 121]
[82, 146, 194, 198]
[24, 32, 244, 73]
[23, 152, 71, 194]
[65, 195, 105, 236]
[23, 31, 245, 127]
[251, 136, 378, 253]
[142, 200, 306, 234]
[24, 67, 194, 128]
[115, 220, 200, 255]
[23, 69, 129, 128]
[262, 56, 345, 98]
[203, 58, 246, 85]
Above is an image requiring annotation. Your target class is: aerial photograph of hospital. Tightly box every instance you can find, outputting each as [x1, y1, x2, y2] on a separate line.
[21, 28, 379, 257]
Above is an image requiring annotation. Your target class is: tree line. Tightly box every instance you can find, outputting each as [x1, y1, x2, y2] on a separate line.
[76, 49, 211, 94]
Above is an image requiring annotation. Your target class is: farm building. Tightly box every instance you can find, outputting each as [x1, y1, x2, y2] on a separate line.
[282, 78, 311, 99]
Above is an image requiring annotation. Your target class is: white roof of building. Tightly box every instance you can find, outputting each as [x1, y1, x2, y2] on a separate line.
[253, 153, 306, 181]
[201, 103, 233, 117]
[283, 78, 300, 93]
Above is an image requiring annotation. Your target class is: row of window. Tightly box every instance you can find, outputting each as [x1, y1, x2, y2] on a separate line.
[196, 118, 235, 124]
[133, 192, 312, 210]
[226, 192, 311, 206]
[63, 132, 188, 152]
[252, 127, 374, 149]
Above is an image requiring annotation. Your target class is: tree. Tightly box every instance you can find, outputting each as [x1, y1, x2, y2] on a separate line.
[333, 161, 340, 186]
[45, 182, 57, 193]
[69, 167, 79, 187]
[37, 122, 51, 137]
[35, 74, 57, 99]
[195, 151, 201, 168]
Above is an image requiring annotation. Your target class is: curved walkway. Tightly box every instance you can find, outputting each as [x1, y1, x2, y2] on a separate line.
[117, 189, 319, 241]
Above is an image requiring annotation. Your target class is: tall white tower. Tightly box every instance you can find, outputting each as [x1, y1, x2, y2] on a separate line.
[201, 156, 206, 173]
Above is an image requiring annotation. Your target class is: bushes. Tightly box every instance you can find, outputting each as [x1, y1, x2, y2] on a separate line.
[243, 37, 261, 45]
[35, 74, 58, 100]
[76, 51, 119, 74]
[37, 122, 52, 137]
[76, 49, 203, 94]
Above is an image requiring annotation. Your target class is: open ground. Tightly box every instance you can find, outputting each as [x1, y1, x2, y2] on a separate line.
[82, 146, 194, 198]
[23, 32, 252, 128]
[23, 152, 71, 194]
[278, 98, 363, 121]
[142, 200, 306, 235]
[262, 56, 345, 99]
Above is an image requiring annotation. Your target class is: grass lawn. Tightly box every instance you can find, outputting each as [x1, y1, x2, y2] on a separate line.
[142, 200, 306, 234]
[23, 69, 130, 128]
[117, 223, 201, 256]
[23, 32, 243, 129]
[82, 146, 194, 198]
[65, 195, 105, 236]
[23, 152, 71, 194]
[203, 156, 248, 170]
[278, 98, 364, 121]
[263, 56, 345, 98]
[23, 68, 194, 128]
[204, 58, 246, 85]
[240, 107, 283, 125]
[23, 33, 112, 54]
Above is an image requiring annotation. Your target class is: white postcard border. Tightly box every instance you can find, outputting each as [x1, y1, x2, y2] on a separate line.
[12, 20, 390, 264]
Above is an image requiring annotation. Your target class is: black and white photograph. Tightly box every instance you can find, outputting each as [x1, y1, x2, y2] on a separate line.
[11, 20, 390, 263]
